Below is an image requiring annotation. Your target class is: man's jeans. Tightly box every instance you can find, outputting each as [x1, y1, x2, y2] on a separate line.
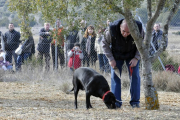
[111, 59, 140, 106]
[16, 53, 31, 70]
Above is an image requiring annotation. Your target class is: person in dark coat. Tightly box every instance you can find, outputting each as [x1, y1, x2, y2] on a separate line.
[4, 23, 21, 69]
[149, 23, 167, 55]
[66, 21, 79, 51]
[37, 23, 52, 71]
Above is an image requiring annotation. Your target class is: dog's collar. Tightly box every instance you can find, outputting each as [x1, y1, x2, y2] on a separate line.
[102, 91, 110, 101]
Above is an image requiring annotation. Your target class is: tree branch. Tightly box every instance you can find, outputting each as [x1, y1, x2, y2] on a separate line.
[151, 0, 180, 61]
[147, 0, 152, 20]
[123, 8, 144, 55]
[104, 0, 124, 15]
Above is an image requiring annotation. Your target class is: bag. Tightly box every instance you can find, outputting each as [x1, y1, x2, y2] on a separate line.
[165, 64, 175, 72]
[15, 45, 22, 55]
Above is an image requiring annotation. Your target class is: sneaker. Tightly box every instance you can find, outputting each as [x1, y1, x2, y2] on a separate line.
[131, 104, 140, 108]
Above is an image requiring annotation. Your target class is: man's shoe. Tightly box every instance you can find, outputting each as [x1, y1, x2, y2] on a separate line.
[132, 104, 140, 108]
[115, 102, 121, 108]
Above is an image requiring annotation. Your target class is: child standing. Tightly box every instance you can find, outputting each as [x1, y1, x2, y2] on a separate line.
[68, 43, 83, 71]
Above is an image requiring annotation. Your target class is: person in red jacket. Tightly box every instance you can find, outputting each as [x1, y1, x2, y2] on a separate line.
[68, 43, 83, 71]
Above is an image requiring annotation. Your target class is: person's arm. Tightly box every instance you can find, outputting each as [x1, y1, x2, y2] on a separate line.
[68, 49, 74, 57]
[79, 51, 84, 59]
[101, 30, 114, 62]
[39, 28, 50, 37]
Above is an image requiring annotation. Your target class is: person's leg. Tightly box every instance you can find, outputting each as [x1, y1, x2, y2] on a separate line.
[59, 46, 65, 68]
[16, 54, 23, 71]
[111, 60, 124, 107]
[12, 50, 18, 68]
[125, 59, 140, 107]
[5, 51, 12, 63]
[98, 54, 104, 72]
[37, 52, 43, 68]
[103, 54, 110, 73]
[45, 53, 51, 71]
[87, 55, 90, 67]
[51, 45, 56, 70]
[23, 53, 31, 61]
[6, 65, 13, 71]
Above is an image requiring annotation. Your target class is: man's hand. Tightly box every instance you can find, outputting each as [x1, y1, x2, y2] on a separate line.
[109, 60, 116, 68]
[129, 58, 138, 67]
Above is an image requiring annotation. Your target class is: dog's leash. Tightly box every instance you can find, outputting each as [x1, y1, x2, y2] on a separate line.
[115, 66, 133, 103]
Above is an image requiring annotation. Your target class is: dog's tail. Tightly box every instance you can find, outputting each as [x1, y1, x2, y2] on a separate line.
[66, 87, 74, 94]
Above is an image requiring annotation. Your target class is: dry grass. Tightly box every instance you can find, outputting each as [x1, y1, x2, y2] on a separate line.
[0, 67, 180, 119]
[153, 71, 180, 92]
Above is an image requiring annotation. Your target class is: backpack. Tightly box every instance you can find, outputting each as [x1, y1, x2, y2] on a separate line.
[165, 64, 175, 72]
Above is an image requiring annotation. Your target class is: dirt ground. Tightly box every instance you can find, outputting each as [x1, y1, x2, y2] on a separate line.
[0, 73, 180, 120]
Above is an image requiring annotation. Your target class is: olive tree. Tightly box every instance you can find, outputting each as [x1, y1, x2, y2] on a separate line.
[8, 0, 38, 39]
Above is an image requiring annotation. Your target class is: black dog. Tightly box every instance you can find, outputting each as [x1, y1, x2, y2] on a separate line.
[70, 67, 116, 109]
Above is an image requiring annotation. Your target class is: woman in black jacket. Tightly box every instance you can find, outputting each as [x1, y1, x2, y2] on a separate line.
[81, 25, 97, 67]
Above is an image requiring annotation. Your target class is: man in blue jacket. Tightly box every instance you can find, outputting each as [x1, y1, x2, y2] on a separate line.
[37, 23, 52, 71]
[102, 19, 144, 108]
[4, 23, 21, 69]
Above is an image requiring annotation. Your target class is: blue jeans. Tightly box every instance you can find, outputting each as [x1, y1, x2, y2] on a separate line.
[103, 54, 110, 73]
[16, 53, 31, 70]
[111, 59, 140, 106]
[98, 54, 104, 71]
[7, 65, 13, 70]
[98, 54, 110, 72]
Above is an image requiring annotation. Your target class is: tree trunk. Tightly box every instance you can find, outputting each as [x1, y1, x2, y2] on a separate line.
[142, 59, 159, 110]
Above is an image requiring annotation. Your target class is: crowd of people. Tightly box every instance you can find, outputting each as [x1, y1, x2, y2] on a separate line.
[0, 19, 112, 73]
[0, 19, 165, 73]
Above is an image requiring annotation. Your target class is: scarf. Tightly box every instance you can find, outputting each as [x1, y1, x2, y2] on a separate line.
[86, 35, 92, 55]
